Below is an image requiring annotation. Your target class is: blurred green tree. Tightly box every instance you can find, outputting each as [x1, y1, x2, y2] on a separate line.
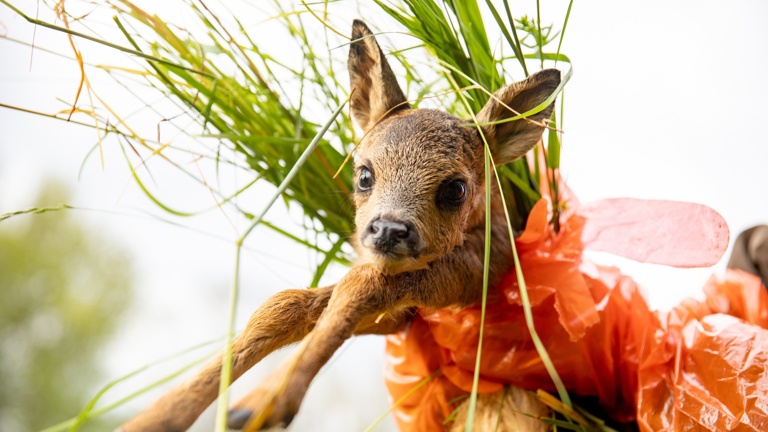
[0, 183, 133, 431]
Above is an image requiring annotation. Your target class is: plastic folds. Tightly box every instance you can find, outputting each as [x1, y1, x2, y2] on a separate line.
[384, 199, 768, 431]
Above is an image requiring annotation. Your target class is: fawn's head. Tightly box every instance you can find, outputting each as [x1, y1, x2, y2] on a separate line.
[348, 20, 560, 275]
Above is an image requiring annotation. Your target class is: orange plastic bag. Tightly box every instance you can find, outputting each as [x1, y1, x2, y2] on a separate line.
[384, 198, 768, 431]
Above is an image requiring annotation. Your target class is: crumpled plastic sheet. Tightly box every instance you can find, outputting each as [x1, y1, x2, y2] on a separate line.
[384, 198, 768, 431]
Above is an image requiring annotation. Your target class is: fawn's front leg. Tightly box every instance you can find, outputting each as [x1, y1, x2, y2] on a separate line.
[231, 219, 512, 430]
[118, 286, 333, 432]
[227, 304, 412, 429]
[233, 264, 403, 430]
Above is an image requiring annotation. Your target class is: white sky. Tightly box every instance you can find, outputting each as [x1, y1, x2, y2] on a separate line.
[1, 1, 767, 431]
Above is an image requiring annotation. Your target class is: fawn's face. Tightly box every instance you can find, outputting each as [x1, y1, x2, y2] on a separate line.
[352, 109, 485, 274]
[348, 20, 560, 275]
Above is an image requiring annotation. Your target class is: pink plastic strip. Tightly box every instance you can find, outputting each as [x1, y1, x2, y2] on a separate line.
[579, 198, 729, 268]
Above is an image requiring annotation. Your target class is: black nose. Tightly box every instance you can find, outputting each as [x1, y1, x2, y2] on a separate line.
[370, 219, 409, 240]
[364, 218, 419, 255]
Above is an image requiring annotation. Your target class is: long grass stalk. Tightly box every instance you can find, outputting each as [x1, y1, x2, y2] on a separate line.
[0, 204, 73, 222]
[447, 72, 493, 431]
[491, 166, 571, 408]
[363, 369, 443, 432]
[465, 120, 494, 432]
[214, 96, 349, 432]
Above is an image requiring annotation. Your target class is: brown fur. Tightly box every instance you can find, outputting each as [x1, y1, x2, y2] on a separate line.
[118, 19, 560, 432]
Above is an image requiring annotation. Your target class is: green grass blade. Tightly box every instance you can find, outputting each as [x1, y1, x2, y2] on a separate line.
[491, 165, 571, 408]
[463, 139, 493, 432]
[120, 145, 197, 217]
[445, 71, 492, 432]
[363, 369, 442, 432]
[555, 0, 574, 68]
[502, 0, 528, 75]
[0, 204, 72, 222]
[536, 0, 544, 68]
[483, 0, 526, 75]
[547, 111, 560, 170]
[310, 237, 346, 287]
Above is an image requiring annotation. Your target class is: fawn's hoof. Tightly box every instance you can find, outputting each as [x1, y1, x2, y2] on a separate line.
[228, 406, 296, 430]
[227, 408, 252, 429]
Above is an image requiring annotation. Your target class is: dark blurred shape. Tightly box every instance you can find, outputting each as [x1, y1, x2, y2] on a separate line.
[728, 225, 768, 288]
[0, 183, 133, 431]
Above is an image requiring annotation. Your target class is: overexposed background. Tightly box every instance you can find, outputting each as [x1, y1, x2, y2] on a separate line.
[1, 1, 767, 431]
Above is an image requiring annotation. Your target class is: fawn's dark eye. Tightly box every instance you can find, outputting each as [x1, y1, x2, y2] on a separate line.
[437, 179, 467, 210]
[357, 167, 374, 192]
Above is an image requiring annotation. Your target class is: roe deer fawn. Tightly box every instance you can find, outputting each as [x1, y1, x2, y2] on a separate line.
[119, 19, 560, 432]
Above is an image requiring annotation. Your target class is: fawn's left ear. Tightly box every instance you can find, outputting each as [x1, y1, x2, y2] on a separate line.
[348, 19, 409, 132]
[477, 69, 561, 165]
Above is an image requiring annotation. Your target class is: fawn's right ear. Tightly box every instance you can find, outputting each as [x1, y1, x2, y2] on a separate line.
[348, 20, 409, 132]
[477, 69, 561, 165]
